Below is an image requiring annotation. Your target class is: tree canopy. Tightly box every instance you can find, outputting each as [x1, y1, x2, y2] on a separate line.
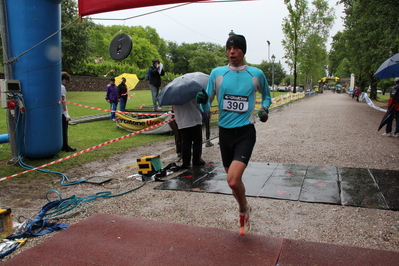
[282, 0, 334, 92]
[329, 0, 399, 98]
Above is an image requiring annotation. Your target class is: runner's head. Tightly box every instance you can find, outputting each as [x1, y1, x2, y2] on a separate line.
[226, 34, 246, 67]
[226, 34, 246, 55]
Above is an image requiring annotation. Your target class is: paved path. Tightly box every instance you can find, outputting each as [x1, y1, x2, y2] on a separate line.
[250, 91, 398, 171]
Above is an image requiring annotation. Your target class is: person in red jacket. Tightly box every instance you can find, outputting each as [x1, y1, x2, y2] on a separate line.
[382, 77, 399, 137]
[355, 86, 361, 102]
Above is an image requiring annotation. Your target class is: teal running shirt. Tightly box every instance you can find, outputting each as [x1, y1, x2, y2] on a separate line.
[205, 65, 271, 129]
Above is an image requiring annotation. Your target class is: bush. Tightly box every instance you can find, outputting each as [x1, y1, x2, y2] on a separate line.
[77, 62, 181, 82]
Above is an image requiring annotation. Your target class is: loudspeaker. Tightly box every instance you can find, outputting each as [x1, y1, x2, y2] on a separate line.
[109, 33, 132, 61]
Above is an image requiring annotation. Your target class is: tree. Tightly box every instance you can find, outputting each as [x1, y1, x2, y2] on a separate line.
[299, 0, 334, 89]
[61, 0, 95, 74]
[81, 23, 169, 76]
[328, 31, 350, 76]
[299, 33, 329, 89]
[282, 0, 308, 93]
[167, 42, 226, 75]
[255, 61, 287, 87]
[338, 0, 399, 99]
[335, 58, 352, 78]
[189, 50, 225, 74]
[283, 0, 334, 92]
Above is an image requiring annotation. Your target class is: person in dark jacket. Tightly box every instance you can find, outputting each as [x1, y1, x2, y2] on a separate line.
[118, 77, 128, 111]
[383, 77, 399, 137]
[105, 78, 119, 121]
[148, 58, 165, 111]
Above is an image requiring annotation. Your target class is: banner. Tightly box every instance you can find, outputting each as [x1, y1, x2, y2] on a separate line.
[362, 92, 387, 113]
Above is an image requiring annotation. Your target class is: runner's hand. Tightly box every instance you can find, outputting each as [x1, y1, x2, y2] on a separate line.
[196, 89, 208, 104]
[258, 107, 269, 123]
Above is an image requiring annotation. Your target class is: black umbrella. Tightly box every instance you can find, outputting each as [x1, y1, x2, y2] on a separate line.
[158, 72, 209, 106]
[378, 107, 396, 131]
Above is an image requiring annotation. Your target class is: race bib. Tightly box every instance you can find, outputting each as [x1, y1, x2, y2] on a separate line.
[222, 94, 248, 112]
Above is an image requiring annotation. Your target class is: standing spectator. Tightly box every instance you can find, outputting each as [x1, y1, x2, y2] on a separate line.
[173, 99, 205, 169]
[118, 77, 128, 111]
[200, 105, 213, 147]
[148, 58, 165, 111]
[382, 77, 399, 137]
[197, 34, 271, 235]
[355, 86, 361, 102]
[352, 86, 357, 99]
[169, 107, 182, 157]
[60, 72, 76, 152]
[105, 78, 119, 121]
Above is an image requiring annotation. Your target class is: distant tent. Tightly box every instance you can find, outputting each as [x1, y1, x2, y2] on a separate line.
[78, 0, 207, 16]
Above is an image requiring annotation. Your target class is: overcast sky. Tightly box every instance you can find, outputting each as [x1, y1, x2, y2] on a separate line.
[89, 0, 345, 70]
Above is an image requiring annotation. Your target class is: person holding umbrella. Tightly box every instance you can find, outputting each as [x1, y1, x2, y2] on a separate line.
[118, 77, 128, 111]
[382, 77, 399, 137]
[197, 34, 271, 235]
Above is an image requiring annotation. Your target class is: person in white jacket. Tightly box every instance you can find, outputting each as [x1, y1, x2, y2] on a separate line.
[61, 71, 76, 152]
[173, 99, 205, 169]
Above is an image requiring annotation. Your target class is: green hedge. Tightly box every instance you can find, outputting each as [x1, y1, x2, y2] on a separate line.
[80, 62, 180, 82]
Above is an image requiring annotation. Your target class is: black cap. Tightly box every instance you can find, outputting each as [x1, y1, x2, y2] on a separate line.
[152, 58, 160, 63]
[226, 34, 247, 54]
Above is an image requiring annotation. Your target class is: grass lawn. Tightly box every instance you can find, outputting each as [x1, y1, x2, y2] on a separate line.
[364, 93, 390, 109]
[0, 90, 173, 184]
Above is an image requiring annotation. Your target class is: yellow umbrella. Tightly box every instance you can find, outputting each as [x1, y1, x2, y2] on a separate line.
[115, 73, 139, 91]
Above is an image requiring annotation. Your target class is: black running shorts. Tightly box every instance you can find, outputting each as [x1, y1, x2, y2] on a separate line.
[219, 124, 256, 167]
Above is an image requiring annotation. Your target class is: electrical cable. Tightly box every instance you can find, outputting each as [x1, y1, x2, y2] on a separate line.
[18, 159, 86, 186]
[43, 181, 147, 218]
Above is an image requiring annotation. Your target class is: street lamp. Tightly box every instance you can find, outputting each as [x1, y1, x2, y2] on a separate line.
[271, 54, 275, 97]
[228, 30, 235, 36]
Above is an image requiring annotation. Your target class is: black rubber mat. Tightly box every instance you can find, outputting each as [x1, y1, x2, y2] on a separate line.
[155, 162, 399, 211]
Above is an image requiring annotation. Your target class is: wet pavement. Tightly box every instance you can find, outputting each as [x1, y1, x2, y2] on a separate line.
[155, 162, 399, 211]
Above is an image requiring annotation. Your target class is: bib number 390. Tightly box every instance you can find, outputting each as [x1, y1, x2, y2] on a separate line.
[222, 94, 248, 112]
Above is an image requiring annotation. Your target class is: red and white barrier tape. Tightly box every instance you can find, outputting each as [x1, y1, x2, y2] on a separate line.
[61, 100, 158, 116]
[0, 118, 175, 182]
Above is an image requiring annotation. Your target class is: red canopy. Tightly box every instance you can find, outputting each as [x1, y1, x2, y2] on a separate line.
[78, 0, 206, 16]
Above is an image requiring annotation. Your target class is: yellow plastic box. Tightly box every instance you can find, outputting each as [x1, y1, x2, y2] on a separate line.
[137, 155, 163, 175]
[0, 208, 13, 238]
